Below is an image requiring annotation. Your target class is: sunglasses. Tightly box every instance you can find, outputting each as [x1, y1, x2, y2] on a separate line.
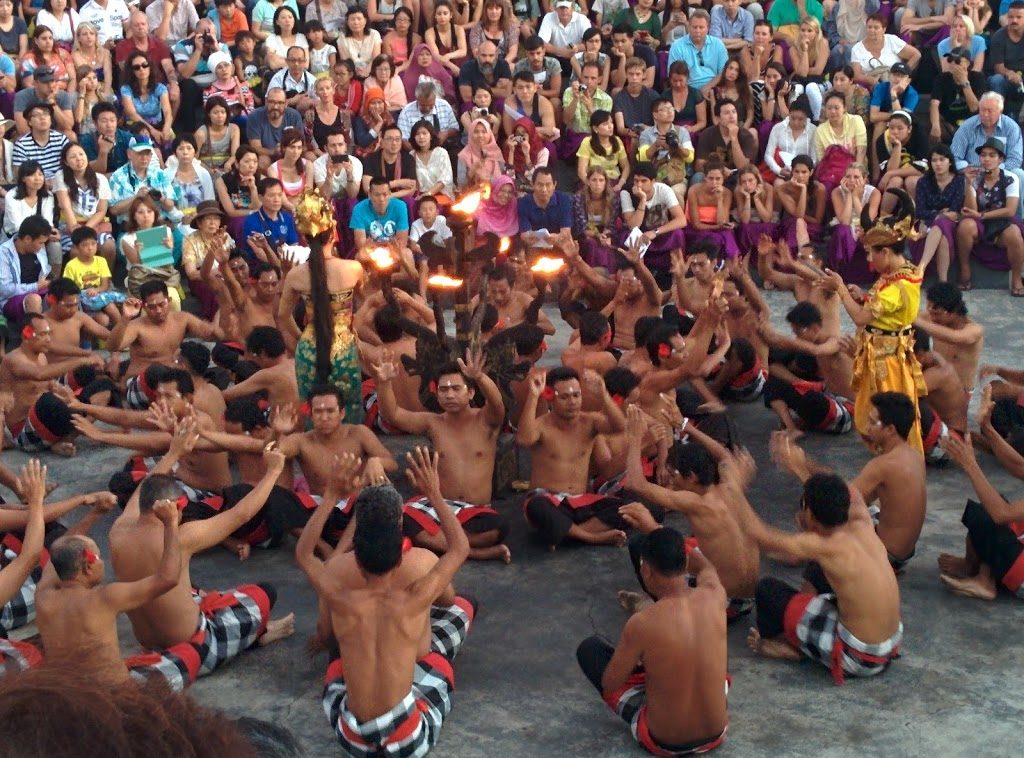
[132, 62, 150, 71]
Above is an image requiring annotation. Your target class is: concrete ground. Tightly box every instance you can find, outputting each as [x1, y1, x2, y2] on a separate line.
[6, 290, 1023, 757]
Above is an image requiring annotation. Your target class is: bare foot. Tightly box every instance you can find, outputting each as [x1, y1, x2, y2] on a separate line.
[617, 590, 652, 614]
[939, 573, 997, 600]
[746, 627, 801, 661]
[258, 613, 296, 646]
[236, 543, 251, 561]
[579, 529, 627, 547]
[937, 553, 972, 579]
[51, 442, 76, 457]
[470, 544, 512, 563]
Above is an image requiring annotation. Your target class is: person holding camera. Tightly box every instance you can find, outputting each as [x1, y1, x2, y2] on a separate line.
[108, 136, 177, 226]
[638, 97, 693, 206]
[559, 60, 612, 161]
[314, 132, 363, 202]
[171, 18, 230, 133]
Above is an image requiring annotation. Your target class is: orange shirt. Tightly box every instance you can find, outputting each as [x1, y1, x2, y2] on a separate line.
[218, 10, 250, 45]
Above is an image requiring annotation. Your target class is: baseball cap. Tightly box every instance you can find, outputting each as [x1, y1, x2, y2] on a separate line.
[889, 62, 912, 77]
[944, 47, 971, 62]
[33, 66, 56, 83]
[128, 135, 155, 152]
[555, 0, 573, 7]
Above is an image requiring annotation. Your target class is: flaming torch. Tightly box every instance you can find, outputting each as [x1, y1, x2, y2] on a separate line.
[367, 245, 397, 300]
[529, 256, 566, 276]
[427, 274, 464, 335]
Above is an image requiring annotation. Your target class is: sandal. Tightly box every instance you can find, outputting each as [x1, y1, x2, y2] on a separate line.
[1011, 287, 1024, 298]
[958, 280, 972, 291]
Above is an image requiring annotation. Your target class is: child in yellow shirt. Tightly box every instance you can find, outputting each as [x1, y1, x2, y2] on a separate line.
[62, 227, 126, 327]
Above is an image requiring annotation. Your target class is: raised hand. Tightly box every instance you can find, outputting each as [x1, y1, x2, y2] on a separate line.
[362, 456, 389, 486]
[270, 403, 298, 436]
[626, 403, 645, 442]
[582, 368, 605, 396]
[147, 399, 178, 432]
[769, 430, 808, 476]
[977, 384, 994, 429]
[527, 368, 547, 398]
[152, 498, 179, 527]
[405, 446, 441, 497]
[757, 233, 775, 260]
[940, 432, 977, 470]
[327, 452, 361, 494]
[618, 235, 644, 264]
[670, 249, 688, 279]
[372, 349, 400, 383]
[18, 459, 47, 507]
[262, 440, 287, 472]
[618, 502, 659, 534]
[457, 346, 486, 381]
[70, 415, 100, 439]
[84, 491, 118, 512]
[169, 416, 200, 457]
[122, 298, 142, 319]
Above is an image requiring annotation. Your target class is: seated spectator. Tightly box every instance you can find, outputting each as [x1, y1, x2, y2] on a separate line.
[823, 0, 876, 71]
[612, 56, 659, 146]
[13, 65, 74, 137]
[608, 24, 656, 95]
[767, 0, 824, 44]
[36, 0, 79, 51]
[0, 216, 54, 322]
[147, 0, 199, 47]
[914, 143, 966, 283]
[663, 61, 707, 137]
[115, 12, 179, 114]
[108, 135, 177, 226]
[365, 54, 408, 115]
[850, 13, 921, 88]
[560, 61, 612, 160]
[572, 166, 622, 269]
[165, 134, 216, 230]
[578, 110, 630, 193]
[693, 100, 757, 176]
[361, 123, 418, 200]
[660, 0, 690, 47]
[937, 14, 985, 73]
[172, 18, 230, 133]
[776, 154, 826, 251]
[518, 166, 572, 248]
[868, 61, 918, 170]
[988, 2, 1024, 114]
[308, 78, 348, 157]
[367, 0, 413, 37]
[789, 17, 829, 122]
[950, 92, 1024, 213]
[829, 64, 871, 120]
[813, 91, 867, 195]
[475, 173, 519, 241]
[267, 128, 312, 213]
[63, 227, 125, 325]
[829, 162, 882, 280]
[72, 22, 113, 102]
[458, 40, 512, 103]
[753, 63, 790, 149]
[570, 28, 610, 93]
[382, 8, 420, 71]
[119, 195, 179, 307]
[667, 10, 727, 95]
[233, 32, 265, 107]
[80, 102, 133, 175]
[204, 51, 255, 121]
[305, 20, 337, 77]
[246, 88, 304, 172]
[930, 47, 987, 144]
[424, 1, 468, 79]
[875, 111, 927, 202]
[12, 103, 70, 179]
[409, 121, 454, 204]
[505, 117, 549, 194]
[268, 46, 317, 115]
[2, 161, 61, 272]
[77, 0, 130, 48]
[539, 0, 590, 77]
[637, 97, 693, 205]
[611, 0, 661, 49]
[686, 160, 740, 257]
[209, 0, 250, 47]
[708, 58, 756, 146]
[763, 96, 816, 185]
[401, 43, 455, 103]
[314, 131, 363, 202]
[195, 96, 241, 175]
[964, 0, 991, 29]
[956, 137, 1024, 294]
[251, 0, 298, 41]
[180, 199, 232, 318]
[353, 87, 393, 158]
[619, 161, 687, 276]
[337, 9, 381, 80]
[241, 176, 298, 264]
[120, 51, 174, 146]
[734, 164, 779, 255]
[264, 6, 308, 72]
[739, 20, 783, 91]
[468, 0, 519, 66]
[503, 73, 560, 144]
[350, 176, 417, 282]
[457, 118, 504, 189]
[710, 0, 755, 52]
[332, 59, 363, 115]
[514, 34, 563, 110]
[20, 24, 75, 92]
[52, 142, 115, 264]
[215, 145, 261, 240]
[396, 80, 459, 149]
[461, 84, 502, 137]
[900, 0, 957, 49]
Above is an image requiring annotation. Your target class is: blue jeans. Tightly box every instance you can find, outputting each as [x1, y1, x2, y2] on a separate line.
[988, 74, 1024, 103]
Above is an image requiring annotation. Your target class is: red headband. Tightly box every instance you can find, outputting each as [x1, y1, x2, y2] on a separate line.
[658, 344, 671, 359]
[428, 380, 438, 393]
[21, 325, 35, 340]
[542, 386, 555, 401]
[611, 393, 624, 406]
[82, 548, 99, 565]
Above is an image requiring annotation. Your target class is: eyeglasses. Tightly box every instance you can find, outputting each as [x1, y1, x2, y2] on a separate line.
[382, 135, 402, 142]
[287, 57, 305, 63]
[697, 50, 705, 67]
[132, 62, 150, 71]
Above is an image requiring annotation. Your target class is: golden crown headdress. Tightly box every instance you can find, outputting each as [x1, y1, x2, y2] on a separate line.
[861, 189, 920, 250]
[295, 189, 335, 238]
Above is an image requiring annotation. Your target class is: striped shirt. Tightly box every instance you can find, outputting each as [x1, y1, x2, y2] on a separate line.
[12, 131, 70, 179]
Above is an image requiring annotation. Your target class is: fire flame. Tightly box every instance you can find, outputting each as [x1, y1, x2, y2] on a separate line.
[427, 274, 464, 289]
[368, 247, 395, 270]
[499, 236, 511, 253]
[530, 256, 565, 275]
[451, 191, 482, 216]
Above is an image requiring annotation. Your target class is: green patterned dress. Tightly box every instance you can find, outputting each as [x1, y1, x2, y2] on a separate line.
[294, 289, 364, 423]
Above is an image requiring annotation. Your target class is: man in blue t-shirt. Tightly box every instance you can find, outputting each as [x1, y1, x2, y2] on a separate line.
[245, 88, 305, 172]
[241, 178, 299, 265]
[517, 167, 572, 248]
[350, 176, 417, 282]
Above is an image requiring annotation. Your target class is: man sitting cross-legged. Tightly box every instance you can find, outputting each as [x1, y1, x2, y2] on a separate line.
[619, 405, 760, 621]
[576, 531, 730, 756]
[36, 498, 181, 686]
[113, 448, 295, 690]
[747, 473, 904, 685]
[374, 348, 511, 562]
[770, 391, 926, 572]
[937, 431, 1024, 601]
[296, 447, 476, 755]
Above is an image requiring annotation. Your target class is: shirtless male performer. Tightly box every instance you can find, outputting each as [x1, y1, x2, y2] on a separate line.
[375, 349, 510, 561]
[358, 303, 425, 434]
[107, 280, 224, 389]
[471, 265, 556, 335]
[747, 472, 903, 684]
[173, 341, 226, 428]
[35, 499, 181, 685]
[295, 447, 476, 755]
[0, 459, 45, 677]
[517, 366, 659, 549]
[576, 531, 729, 756]
[220, 326, 300, 407]
[620, 405, 759, 619]
[42, 278, 111, 357]
[914, 329, 968, 461]
[209, 245, 282, 341]
[914, 282, 983, 394]
[114, 449, 295, 690]
[771, 391, 926, 572]
[0, 312, 104, 455]
[757, 237, 841, 336]
[672, 242, 720, 316]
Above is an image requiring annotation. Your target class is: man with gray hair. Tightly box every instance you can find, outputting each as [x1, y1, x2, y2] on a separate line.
[667, 9, 729, 94]
[396, 80, 460, 149]
[951, 91, 1024, 217]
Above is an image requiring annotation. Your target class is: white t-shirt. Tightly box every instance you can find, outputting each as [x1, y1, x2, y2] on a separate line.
[313, 154, 364, 196]
[850, 35, 906, 71]
[537, 11, 591, 49]
[78, 0, 131, 45]
[620, 182, 680, 231]
[51, 172, 112, 221]
[409, 216, 453, 243]
[35, 9, 80, 44]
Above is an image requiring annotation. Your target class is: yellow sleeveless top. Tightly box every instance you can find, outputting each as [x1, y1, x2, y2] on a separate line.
[866, 264, 921, 332]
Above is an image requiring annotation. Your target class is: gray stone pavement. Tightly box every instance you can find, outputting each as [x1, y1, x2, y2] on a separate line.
[5, 291, 1023, 756]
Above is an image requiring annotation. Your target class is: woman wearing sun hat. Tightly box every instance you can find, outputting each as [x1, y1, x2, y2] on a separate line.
[181, 199, 234, 319]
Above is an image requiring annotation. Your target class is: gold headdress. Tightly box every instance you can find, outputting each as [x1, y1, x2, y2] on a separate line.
[861, 189, 920, 250]
[295, 189, 334, 238]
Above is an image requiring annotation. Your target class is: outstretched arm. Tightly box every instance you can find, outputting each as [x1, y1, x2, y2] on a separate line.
[515, 370, 545, 448]
[459, 347, 505, 427]
[296, 454, 361, 580]
[942, 433, 1024, 524]
[0, 461, 46, 606]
